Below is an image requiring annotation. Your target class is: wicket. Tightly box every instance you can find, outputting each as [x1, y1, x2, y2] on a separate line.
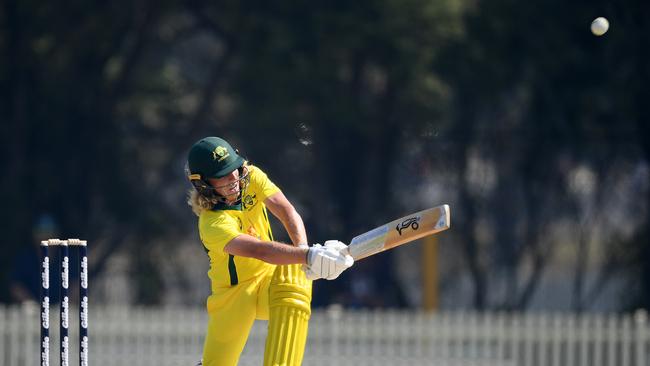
[40, 239, 89, 366]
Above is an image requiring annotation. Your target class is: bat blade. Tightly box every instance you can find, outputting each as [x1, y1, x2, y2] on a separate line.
[346, 204, 450, 260]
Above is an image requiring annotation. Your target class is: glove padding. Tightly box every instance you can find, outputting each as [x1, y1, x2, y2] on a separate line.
[304, 240, 354, 280]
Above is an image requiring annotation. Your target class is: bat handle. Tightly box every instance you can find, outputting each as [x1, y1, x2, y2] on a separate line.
[343, 246, 361, 261]
[342, 246, 351, 257]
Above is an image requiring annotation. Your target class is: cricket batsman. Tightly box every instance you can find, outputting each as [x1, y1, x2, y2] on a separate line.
[186, 136, 354, 366]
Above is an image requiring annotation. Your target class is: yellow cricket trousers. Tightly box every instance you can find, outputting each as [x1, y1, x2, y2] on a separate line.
[202, 264, 312, 366]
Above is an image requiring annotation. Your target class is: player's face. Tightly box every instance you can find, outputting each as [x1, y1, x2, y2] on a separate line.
[208, 169, 241, 201]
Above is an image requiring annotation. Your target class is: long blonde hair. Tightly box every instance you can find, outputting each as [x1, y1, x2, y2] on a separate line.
[187, 189, 216, 217]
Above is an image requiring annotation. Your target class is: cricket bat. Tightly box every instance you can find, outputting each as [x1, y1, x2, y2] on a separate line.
[344, 204, 451, 260]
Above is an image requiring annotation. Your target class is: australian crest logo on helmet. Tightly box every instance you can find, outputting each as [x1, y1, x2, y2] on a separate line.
[212, 146, 230, 162]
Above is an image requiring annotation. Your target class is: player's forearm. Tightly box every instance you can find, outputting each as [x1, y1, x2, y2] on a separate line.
[265, 192, 308, 246]
[282, 209, 308, 246]
[255, 241, 309, 265]
[225, 235, 309, 265]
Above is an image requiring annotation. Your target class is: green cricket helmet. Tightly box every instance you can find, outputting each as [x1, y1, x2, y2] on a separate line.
[186, 137, 249, 203]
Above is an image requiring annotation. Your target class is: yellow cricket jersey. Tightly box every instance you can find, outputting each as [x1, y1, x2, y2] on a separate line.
[198, 164, 281, 291]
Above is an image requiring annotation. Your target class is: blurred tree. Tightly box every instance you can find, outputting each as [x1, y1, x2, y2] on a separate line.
[0, 0, 181, 303]
[1, 0, 648, 311]
[437, 0, 650, 310]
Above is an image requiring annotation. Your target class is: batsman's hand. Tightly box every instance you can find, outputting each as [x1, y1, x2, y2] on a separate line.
[304, 242, 354, 280]
[324, 239, 351, 255]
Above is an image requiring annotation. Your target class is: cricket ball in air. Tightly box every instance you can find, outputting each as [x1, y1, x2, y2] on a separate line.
[591, 17, 609, 36]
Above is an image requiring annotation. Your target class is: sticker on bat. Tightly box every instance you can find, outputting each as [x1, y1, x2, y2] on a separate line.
[435, 214, 448, 230]
[395, 216, 420, 235]
[351, 224, 389, 246]
[349, 224, 390, 259]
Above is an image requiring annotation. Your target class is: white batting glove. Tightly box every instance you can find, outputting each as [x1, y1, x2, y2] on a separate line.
[323, 239, 348, 253]
[304, 242, 354, 280]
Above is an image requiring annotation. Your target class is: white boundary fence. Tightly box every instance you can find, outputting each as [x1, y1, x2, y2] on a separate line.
[1, 304, 649, 366]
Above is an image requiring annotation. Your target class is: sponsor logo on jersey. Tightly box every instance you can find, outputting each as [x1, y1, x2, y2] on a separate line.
[247, 226, 260, 239]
